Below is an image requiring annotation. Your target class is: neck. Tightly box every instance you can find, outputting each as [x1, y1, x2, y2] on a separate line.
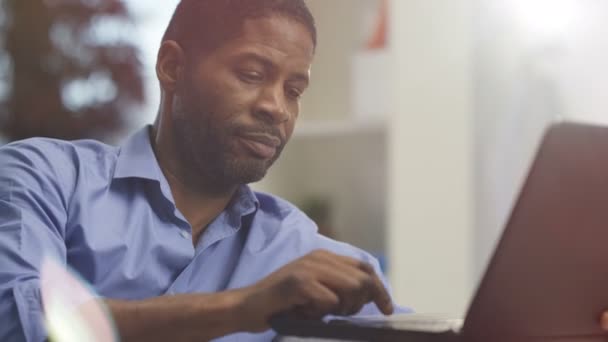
[149, 124, 238, 244]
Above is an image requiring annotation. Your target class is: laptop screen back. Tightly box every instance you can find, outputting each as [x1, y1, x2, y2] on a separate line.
[463, 122, 608, 340]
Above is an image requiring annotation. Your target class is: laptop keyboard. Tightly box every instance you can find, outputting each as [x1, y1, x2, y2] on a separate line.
[330, 313, 464, 333]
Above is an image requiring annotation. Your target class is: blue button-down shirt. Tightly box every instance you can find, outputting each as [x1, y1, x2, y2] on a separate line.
[0, 126, 407, 341]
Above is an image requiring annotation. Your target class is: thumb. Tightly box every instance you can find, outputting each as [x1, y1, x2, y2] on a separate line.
[600, 311, 608, 331]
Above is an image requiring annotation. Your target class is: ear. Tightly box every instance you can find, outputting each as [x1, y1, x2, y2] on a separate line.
[156, 40, 185, 94]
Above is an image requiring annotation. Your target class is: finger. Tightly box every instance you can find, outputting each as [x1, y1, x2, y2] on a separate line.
[335, 258, 394, 315]
[368, 275, 394, 315]
[292, 279, 341, 319]
[306, 261, 374, 315]
[338, 259, 393, 315]
[313, 255, 394, 315]
[601, 311, 608, 331]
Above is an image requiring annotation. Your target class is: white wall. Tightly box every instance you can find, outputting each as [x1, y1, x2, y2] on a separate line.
[473, 0, 561, 282]
[474, 0, 608, 283]
[298, 0, 361, 122]
[387, 0, 475, 316]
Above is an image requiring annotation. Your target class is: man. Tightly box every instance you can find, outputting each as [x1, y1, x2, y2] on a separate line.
[0, 1, 402, 341]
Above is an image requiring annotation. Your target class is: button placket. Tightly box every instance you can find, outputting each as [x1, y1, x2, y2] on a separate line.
[179, 229, 191, 239]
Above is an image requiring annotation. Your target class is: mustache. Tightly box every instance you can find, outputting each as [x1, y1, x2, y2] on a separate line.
[231, 124, 285, 145]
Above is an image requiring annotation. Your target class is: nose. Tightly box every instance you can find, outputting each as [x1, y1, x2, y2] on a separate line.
[253, 84, 289, 124]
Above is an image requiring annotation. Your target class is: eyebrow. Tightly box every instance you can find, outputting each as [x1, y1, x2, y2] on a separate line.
[234, 52, 310, 86]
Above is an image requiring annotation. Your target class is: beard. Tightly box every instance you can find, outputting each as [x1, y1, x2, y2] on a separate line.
[170, 86, 285, 193]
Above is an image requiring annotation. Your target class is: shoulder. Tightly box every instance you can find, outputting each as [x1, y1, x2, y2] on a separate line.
[253, 191, 312, 222]
[0, 137, 118, 196]
[252, 190, 318, 235]
[0, 137, 116, 170]
[251, 191, 376, 262]
[315, 234, 379, 264]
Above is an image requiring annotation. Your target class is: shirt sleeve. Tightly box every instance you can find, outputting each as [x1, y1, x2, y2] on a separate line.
[0, 141, 72, 341]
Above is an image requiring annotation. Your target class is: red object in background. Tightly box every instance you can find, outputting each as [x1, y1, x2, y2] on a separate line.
[365, 0, 389, 50]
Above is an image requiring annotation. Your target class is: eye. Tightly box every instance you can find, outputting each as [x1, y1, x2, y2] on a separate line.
[286, 87, 303, 100]
[237, 70, 264, 83]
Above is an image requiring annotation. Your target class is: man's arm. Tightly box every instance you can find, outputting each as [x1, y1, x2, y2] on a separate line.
[105, 250, 394, 341]
[0, 142, 72, 341]
[106, 292, 244, 342]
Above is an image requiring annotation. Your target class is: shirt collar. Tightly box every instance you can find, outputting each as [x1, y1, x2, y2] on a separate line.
[114, 125, 260, 223]
[226, 185, 260, 227]
[113, 125, 163, 181]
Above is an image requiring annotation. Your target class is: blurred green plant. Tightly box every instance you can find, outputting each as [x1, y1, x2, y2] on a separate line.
[299, 196, 334, 239]
[0, 0, 144, 141]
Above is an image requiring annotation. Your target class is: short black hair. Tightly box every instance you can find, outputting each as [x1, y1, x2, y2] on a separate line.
[162, 0, 317, 55]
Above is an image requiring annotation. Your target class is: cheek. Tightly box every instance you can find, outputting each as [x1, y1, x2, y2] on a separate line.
[287, 102, 300, 126]
[283, 119, 296, 141]
[208, 97, 251, 127]
[206, 77, 258, 121]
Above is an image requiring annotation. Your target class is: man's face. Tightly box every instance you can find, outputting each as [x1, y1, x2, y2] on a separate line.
[171, 15, 314, 189]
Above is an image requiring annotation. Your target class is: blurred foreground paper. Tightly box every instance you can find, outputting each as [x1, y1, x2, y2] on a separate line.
[40, 257, 118, 342]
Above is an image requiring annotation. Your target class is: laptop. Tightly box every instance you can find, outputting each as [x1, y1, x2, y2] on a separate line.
[272, 122, 608, 342]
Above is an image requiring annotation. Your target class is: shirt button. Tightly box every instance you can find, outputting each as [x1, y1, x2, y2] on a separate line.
[179, 230, 191, 239]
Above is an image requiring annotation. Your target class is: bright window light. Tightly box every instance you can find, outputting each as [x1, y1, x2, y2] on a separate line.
[509, 0, 581, 43]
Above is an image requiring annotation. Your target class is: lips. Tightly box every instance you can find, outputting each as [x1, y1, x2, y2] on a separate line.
[236, 133, 281, 159]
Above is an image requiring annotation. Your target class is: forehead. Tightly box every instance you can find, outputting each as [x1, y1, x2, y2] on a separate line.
[206, 15, 315, 69]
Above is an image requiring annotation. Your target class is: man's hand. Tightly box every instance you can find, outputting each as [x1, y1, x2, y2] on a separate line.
[235, 249, 394, 333]
[106, 250, 394, 341]
[601, 311, 608, 331]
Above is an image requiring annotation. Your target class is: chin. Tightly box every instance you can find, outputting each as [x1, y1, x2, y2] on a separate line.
[223, 158, 271, 185]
